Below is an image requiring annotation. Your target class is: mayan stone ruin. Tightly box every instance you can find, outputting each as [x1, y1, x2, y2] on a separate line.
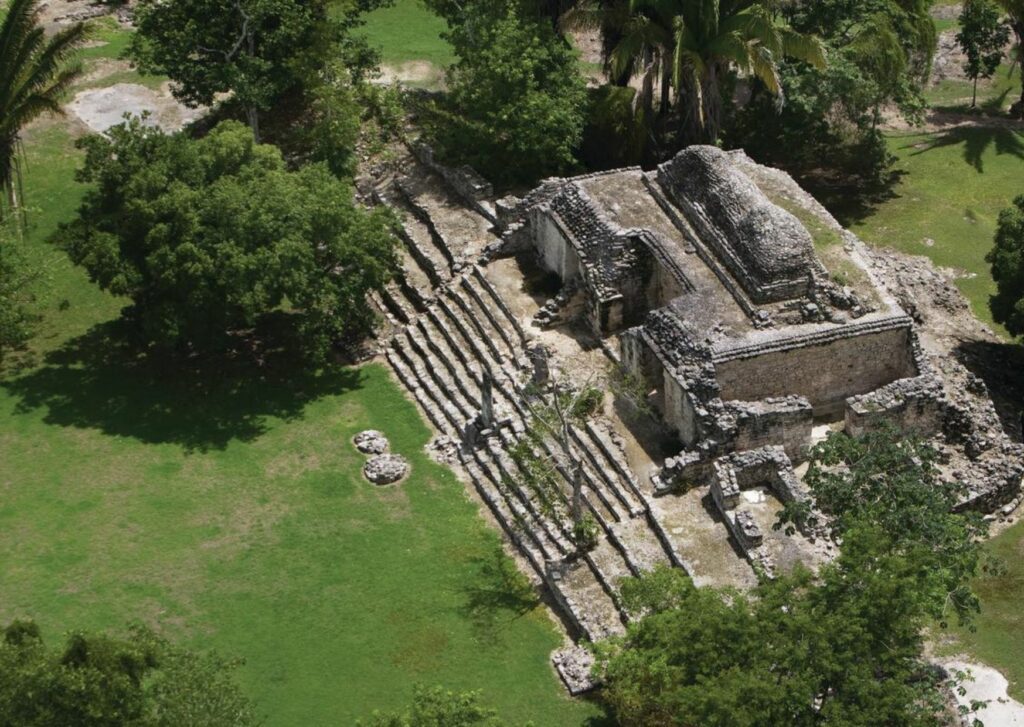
[365, 142, 1024, 695]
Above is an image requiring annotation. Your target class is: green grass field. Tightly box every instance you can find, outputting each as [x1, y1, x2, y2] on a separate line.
[847, 127, 1024, 337]
[358, 0, 454, 67]
[0, 23, 605, 727]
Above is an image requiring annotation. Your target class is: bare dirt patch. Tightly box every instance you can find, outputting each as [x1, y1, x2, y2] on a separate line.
[67, 82, 205, 133]
[376, 61, 444, 88]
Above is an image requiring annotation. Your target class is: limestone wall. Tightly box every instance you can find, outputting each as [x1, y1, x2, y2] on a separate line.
[726, 397, 814, 461]
[536, 212, 583, 283]
[714, 325, 916, 418]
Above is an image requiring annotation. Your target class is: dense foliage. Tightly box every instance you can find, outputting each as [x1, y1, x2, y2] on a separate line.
[128, 0, 388, 138]
[988, 195, 1024, 336]
[55, 119, 399, 361]
[422, 0, 587, 186]
[0, 0, 86, 213]
[598, 430, 986, 726]
[788, 427, 987, 623]
[0, 620, 256, 725]
[958, 0, 1012, 107]
[732, 0, 937, 184]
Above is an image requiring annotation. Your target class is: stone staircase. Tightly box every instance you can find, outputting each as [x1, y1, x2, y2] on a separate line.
[372, 163, 675, 688]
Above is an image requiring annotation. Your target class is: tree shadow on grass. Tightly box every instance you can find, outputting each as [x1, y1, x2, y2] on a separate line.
[459, 545, 541, 647]
[906, 125, 1024, 173]
[796, 167, 907, 230]
[0, 320, 364, 452]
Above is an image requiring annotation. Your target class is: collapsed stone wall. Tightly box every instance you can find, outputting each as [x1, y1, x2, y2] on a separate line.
[410, 142, 496, 223]
[845, 376, 946, 438]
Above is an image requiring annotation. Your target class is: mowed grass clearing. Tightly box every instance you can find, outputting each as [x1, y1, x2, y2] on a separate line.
[0, 22, 605, 727]
[847, 127, 1024, 337]
[358, 0, 453, 68]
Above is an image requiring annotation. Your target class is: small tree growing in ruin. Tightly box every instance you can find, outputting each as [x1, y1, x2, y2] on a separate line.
[519, 361, 604, 552]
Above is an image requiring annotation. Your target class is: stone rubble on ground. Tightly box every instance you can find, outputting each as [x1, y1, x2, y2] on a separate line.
[363, 454, 409, 485]
[353, 430, 390, 455]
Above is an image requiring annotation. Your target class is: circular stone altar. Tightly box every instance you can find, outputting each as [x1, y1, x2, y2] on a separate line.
[363, 454, 409, 485]
[353, 430, 389, 454]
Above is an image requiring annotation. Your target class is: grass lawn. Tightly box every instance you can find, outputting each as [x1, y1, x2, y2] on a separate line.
[937, 520, 1024, 702]
[0, 23, 606, 727]
[846, 127, 1024, 337]
[357, 0, 454, 68]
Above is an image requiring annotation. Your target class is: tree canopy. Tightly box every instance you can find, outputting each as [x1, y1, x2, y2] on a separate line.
[0, 620, 256, 726]
[421, 0, 587, 186]
[988, 195, 1024, 336]
[597, 430, 986, 726]
[128, 0, 388, 138]
[54, 119, 399, 362]
[732, 0, 937, 183]
[958, 0, 1012, 107]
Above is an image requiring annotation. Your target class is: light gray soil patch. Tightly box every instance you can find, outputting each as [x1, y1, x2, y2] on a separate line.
[376, 62, 444, 88]
[67, 83, 205, 133]
[944, 660, 1024, 726]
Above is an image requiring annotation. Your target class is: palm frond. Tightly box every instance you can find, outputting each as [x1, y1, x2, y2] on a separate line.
[749, 43, 783, 96]
[779, 27, 826, 68]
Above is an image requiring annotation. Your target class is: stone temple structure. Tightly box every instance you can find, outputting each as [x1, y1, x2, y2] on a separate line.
[368, 141, 1024, 695]
[497, 146, 942, 489]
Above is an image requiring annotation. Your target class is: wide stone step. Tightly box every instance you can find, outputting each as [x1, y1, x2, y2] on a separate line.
[473, 445, 571, 560]
[461, 452, 560, 568]
[385, 347, 451, 434]
[484, 439, 576, 554]
[414, 318, 482, 410]
[378, 284, 415, 324]
[395, 180, 460, 269]
[610, 517, 673, 576]
[445, 286, 507, 365]
[546, 558, 626, 643]
[403, 329, 476, 423]
[470, 266, 529, 348]
[391, 338, 463, 434]
[573, 428, 644, 519]
[435, 296, 507, 377]
[584, 421, 648, 512]
[586, 537, 635, 608]
[459, 275, 520, 362]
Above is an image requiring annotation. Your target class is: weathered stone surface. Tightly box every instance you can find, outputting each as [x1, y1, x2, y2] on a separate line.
[552, 644, 599, 695]
[364, 454, 409, 485]
[658, 146, 818, 303]
[353, 430, 389, 454]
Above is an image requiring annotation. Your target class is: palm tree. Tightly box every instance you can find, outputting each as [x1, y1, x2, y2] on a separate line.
[599, 0, 824, 144]
[0, 0, 87, 216]
[995, 0, 1024, 115]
